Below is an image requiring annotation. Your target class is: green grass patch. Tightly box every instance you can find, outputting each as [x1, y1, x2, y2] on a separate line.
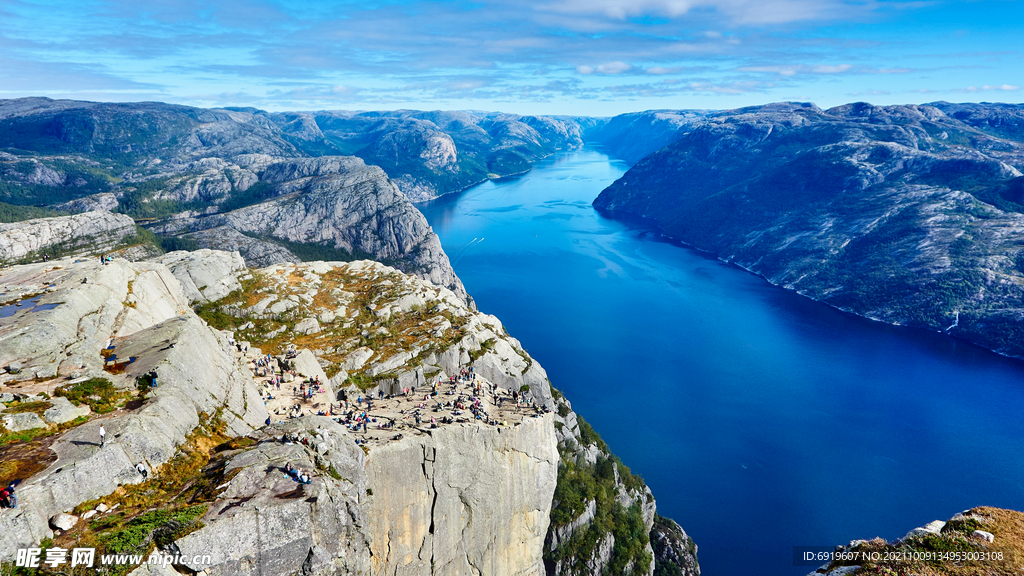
[195, 300, 241, 331]
[468, 338, 496, 361]
[345, 371, 397, 391]
[54, 377, 132, 414]
[4, 401, 51, 416]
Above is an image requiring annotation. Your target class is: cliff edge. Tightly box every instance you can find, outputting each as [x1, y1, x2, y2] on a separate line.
[0, 248, 697, 576]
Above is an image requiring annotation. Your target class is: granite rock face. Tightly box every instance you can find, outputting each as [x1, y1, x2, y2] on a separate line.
[54, 192, 119, 214]
[363, 415, 559, 576]
[0, 210, 137, 263]
[0, 256, 267, 557]
[156, 248, 247, 304]
[650, 516, 701, 576]
[595, 101, 1024, 357]
[152, 159, 468, 302]
[173, 417, 372, 576]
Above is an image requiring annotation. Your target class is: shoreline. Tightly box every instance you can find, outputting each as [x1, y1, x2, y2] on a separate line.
[592, 204, 1024, 367]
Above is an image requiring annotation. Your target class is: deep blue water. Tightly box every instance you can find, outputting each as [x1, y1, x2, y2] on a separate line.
[418, 148, 1024, 576]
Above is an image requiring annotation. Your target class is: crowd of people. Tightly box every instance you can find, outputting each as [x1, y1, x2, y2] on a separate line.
[241, 340, 549, 449]
[329, 364, 551, 446]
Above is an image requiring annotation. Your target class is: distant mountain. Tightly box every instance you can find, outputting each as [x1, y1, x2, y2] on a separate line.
[0, 98, 591, 209]
[0, 98, 593, 298]
[594, 101, 1024, 357]
[281, 110, 593, 201]
[584, 109, 710, 164]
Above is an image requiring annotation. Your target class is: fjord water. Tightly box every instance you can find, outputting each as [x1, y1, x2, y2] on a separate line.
[418, 148, 1024, 576]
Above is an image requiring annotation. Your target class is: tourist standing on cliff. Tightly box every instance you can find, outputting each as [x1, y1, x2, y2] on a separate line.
[99, 425, 106, 447]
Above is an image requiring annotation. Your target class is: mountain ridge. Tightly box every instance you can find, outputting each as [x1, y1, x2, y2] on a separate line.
[593, 100, 1024, 357]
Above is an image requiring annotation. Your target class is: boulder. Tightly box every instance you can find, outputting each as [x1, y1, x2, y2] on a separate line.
[972, 530, 995, 543]
[292, 349, 329, 385]
[42, 396, 91, 424]
[341, 347, 374, 371]
[6, 361, 22, 374]
[294, 317, 321, 335]
[155, 249, 246, 304]
[49, 513, 78, 531]
[904, 520, 946, 539]
[2, 412, 46, 432]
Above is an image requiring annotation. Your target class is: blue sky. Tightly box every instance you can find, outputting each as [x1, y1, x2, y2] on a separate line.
[0, 0, 1021, 115]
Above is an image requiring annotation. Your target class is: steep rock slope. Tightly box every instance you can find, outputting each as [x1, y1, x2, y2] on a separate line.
[0, 210, 137, 263]
[594, 101, 1024, 357]
[363, 416, 558, 576]
[0, 256, 267, 557]
[584, 110, 709, 165]
[150, 157, 467, 301]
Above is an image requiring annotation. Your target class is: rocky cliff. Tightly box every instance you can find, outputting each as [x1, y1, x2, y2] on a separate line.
[0, 249, 696, 576]
[0, 210, 138, 264]
[363, 416, 558, 576]
[594, 101, 1024, 358]
[584, 110, 709, 165]
[149, 157, 467, 301]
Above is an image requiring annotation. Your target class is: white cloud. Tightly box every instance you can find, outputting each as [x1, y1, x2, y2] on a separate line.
[961, 84, 1021, 92]
[597, 61, 632, 74]
[740, 66, 800, 76]
[578, 61, 632, 74]
[647, 66, 683, 74]
[811, 64, 851, 74]
[541, 0, 876, 25]
[740, 64, 855, 76]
